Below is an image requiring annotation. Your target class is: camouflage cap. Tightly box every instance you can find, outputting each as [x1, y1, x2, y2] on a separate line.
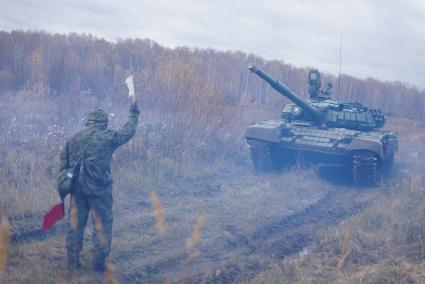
[87, 108, 108, 125]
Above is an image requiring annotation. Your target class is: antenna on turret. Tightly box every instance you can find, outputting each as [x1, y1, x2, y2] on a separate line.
[338, 35, 342, 98]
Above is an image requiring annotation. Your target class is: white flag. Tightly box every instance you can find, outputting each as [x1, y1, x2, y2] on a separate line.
[125, 75, 135, 98]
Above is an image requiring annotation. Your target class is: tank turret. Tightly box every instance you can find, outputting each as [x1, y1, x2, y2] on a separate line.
[248, 65, 385, 130]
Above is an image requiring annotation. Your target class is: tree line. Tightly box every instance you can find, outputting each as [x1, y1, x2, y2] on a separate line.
[0, 30, 424, 121]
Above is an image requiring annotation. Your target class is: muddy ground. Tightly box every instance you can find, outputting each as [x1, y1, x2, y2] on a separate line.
[6, 119, 425, 284]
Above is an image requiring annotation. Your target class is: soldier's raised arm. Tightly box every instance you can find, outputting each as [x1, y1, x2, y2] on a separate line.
[111, 103, 140, 147]
[110, 75, 140, 147]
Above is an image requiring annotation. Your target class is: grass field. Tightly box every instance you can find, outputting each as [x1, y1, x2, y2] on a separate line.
[1, 93, 425, 283]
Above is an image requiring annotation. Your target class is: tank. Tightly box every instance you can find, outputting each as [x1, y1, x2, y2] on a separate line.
[245, 65, 398, 185]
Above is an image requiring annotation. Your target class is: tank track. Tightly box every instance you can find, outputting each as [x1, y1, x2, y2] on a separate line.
[352, 152, 379, 186]
[248, 140, 273, 172]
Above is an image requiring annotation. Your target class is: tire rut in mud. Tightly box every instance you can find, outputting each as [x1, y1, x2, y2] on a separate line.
[124, 188, 379, 284]
[185, 189, 378, 283]
[184, 188, 379, 283]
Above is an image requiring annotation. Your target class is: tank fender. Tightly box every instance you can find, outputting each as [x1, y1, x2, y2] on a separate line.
[245, 121, 283, 143]
[346, 136, 383, 159]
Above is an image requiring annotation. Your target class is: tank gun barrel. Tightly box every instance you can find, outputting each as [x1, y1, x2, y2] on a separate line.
[248, 65, 323, 123]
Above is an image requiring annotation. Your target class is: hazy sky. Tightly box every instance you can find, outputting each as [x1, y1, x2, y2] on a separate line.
[1, 0, 424, 89]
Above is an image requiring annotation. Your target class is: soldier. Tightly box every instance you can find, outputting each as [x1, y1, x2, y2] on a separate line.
[320, 82, 333, 99]
[308, 69, 332, 100]
[59, 96, 139, 271]
[308, 69, 321, 99]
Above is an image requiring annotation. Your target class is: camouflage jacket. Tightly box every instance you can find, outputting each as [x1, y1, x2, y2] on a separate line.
[60, 105, 139, 196]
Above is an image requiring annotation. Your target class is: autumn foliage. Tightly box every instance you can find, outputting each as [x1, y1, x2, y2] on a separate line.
[0, 30, 424, 121]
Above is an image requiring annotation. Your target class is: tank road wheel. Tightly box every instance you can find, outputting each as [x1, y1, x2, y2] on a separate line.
[352, 152, 380, 186]
[248, 140, 273, 172]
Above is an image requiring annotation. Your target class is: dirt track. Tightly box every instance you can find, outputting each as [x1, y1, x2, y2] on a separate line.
[115, 167, 417, 283]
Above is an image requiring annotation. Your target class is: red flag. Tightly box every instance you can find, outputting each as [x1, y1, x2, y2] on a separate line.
[42, 203, 65, 232]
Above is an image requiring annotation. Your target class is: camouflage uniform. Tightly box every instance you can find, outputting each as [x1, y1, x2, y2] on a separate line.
[60, 105, 139, 271]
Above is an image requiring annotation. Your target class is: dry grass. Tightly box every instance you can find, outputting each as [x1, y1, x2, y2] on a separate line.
[336, 221, 351, 270]
[3, 115, 422, 284]
[0, 212, 10, 278]
[104, 261, 119, 284]
[186, 216, 205, 250]
[150, 191, 166, 234]
[251, 174, 425, 283]
[91, 209, 108, 248]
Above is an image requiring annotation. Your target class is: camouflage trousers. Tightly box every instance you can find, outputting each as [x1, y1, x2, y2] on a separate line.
[66, 190, 113, 271]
